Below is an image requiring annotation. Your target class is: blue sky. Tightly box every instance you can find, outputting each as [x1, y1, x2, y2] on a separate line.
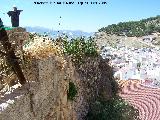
[0, 0, 160, 32]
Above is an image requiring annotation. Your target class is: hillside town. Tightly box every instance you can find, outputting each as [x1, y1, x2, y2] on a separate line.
[100, 34, 160, 88]
[0, 0, 160, 119]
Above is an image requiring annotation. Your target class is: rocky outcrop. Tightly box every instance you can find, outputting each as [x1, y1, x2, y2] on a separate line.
[0, 56, 70, 120]
[6, 27, 29, 52]
[0, 28, 117, 120]
[0, 54, 118, 120]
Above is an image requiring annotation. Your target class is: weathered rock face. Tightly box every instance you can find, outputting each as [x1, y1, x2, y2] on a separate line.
[23, 58, 39, 82]
[0, 55, 116, 119]
[6, 27, 29, 52]
[0, 55, 117, 120]
[0, 27, 29, 87]
[74, 56, 119, 113]
[0, 28, 117, 120]
[0, 56, 69, 120]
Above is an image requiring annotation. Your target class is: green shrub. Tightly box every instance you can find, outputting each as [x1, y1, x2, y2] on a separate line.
[86, 97, 139, 120]
[62, 36, 98, 65]
[67, 82, 78, 101]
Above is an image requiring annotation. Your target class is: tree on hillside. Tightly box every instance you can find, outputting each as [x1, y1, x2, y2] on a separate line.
[98, 15, 160, 37]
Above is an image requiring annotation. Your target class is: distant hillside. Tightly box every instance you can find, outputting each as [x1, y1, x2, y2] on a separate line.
[25, 26, 94, 38]
[94, 32, 151, 49]
[99, 15, 160, 37]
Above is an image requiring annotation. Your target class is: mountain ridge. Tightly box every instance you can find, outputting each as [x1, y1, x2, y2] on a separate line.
[25, 26, 94, 38]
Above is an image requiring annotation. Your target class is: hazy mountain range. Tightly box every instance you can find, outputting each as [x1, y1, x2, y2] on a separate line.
[25, 26, 95, 38]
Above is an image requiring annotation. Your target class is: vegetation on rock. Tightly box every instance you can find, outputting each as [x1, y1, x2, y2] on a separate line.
[75, 57, 139, 119]
[86, 96, 140, 120]
[67, 82, 78, 101]
[62, 36, 98, 65]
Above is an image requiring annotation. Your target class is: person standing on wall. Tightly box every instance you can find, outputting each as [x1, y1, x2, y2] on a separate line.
[7, 6, 23, 27]
[0, 18, 3, 28]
